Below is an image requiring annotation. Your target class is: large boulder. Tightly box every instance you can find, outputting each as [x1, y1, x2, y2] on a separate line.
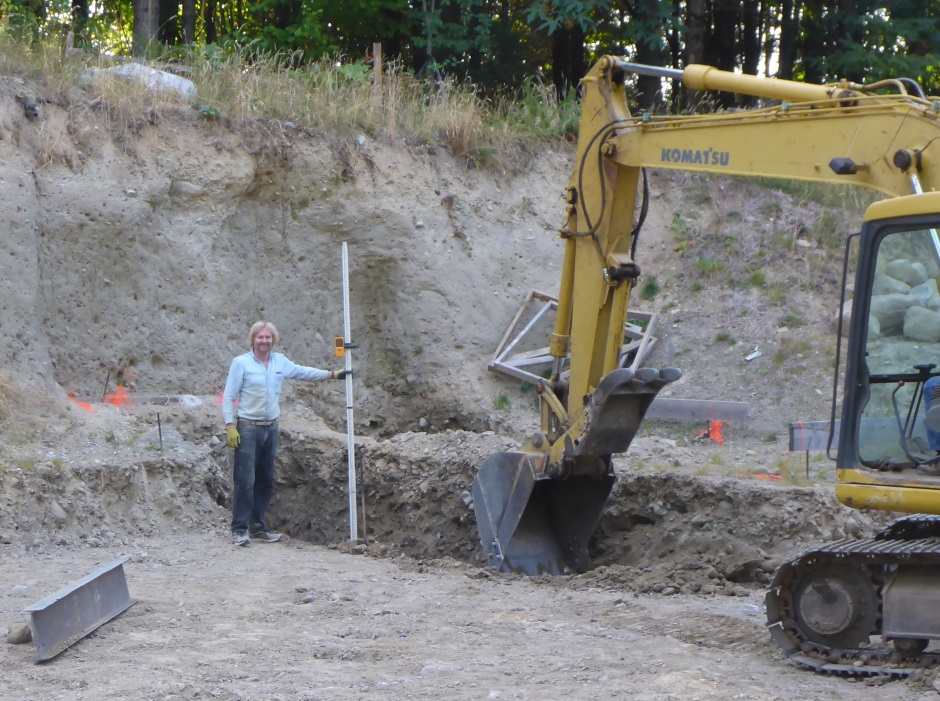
[872, 274, 911, 296]
[904, 306, 940, 343]
[884, 259, 929, 288]
[871, 293, 920, 336]
[911, 278, 940, 311]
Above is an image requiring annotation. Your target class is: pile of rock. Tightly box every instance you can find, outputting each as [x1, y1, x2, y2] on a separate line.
[862, 258, 940, 341]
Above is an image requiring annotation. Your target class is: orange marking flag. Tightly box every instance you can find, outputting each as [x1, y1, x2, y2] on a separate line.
[67, 391, 94, 412]
[104, 386, 133, 407]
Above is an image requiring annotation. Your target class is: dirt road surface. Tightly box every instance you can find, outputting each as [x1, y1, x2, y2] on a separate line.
[3, 531, 935, 701]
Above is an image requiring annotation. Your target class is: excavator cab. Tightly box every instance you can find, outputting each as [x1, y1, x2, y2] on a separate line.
[837, 193, 940, 505]
[764, 195, 940, 672]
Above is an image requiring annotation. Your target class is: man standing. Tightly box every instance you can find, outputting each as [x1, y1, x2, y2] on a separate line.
[222, 321, 351, 546]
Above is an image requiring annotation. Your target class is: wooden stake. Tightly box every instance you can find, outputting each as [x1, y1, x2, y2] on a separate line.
[373, 42, 382, 95]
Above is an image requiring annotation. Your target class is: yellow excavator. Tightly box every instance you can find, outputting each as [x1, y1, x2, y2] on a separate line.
[472, 55, 940, 673]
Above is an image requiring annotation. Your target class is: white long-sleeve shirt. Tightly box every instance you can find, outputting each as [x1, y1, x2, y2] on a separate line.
[222, 351, 329, 424]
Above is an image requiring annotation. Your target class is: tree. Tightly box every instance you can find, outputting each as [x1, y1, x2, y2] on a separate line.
[132, 0, 158, 56]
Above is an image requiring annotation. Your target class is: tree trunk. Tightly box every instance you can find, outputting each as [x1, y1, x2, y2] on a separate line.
[683, 0, 706, 111]
[158, 0, 179, 44]
[181, 0, 196, 44]
[777, 0, 799, 79]
[799, 0, 826, 84]
[204, 0, 217, 44]
[633, 0, 664, 112]
[551, 22, 586, 100]
[739, 0, 760, 106]
[712, 0, 738, 107]
[133, 0, 159, 57]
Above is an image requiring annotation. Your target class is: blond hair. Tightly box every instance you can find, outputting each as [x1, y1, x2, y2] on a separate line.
[248, 321, 279, 349]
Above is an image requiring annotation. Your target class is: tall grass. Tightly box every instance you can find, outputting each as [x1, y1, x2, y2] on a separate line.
[0, 31, 579, 169]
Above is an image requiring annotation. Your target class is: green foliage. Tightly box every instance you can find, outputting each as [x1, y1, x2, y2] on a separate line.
[491, 393, 510, 410]
[672, 214, 696, 255]
[415, 0, 534, 88]
[715, 332, 737, 345]
[525, 0, 607, 35]
[693, 256, 725, 276]
[246, 0, 332, 60]
[639, 277, 660, 301]
[498, 77, 581, 139]
[777, 313, 805, 328]
[196, 103, 220, 120]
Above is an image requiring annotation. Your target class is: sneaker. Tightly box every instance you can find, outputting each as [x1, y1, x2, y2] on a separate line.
[249, 530, 283, 543]
[232, 532, 250, 547]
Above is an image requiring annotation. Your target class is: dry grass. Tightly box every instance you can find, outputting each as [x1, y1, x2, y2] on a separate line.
[0, 30, 568, 170]
[0, 373, 24, 430]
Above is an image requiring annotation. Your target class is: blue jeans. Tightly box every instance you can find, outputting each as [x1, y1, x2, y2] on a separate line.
[232, 419, 279, 534]
[925, 377, 940, 451]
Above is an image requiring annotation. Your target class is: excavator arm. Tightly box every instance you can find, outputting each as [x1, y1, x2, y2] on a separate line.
[473, 55, 940, 578]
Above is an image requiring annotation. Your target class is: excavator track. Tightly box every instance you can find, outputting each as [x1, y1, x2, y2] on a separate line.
[766, 516, 940, 676]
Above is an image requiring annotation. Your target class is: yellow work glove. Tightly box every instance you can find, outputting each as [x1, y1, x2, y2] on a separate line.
[225, 426, 241, 450]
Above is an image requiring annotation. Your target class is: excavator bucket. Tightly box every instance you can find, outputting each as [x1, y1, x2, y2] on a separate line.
[473, 367, 681, 575]
[473, 452, 615, 575]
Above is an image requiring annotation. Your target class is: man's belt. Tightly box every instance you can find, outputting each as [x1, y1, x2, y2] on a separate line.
[236, 417, 278, 426]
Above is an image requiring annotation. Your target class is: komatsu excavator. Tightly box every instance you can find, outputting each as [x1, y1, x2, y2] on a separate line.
[471, 55, 940, 673]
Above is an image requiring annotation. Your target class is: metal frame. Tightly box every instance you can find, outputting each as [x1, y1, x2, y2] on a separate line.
[489, 290, 657, 384]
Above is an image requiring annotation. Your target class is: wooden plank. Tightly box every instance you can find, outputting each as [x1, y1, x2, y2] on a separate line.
[492, 290, 534, 360]
[645, 398, 750, 422]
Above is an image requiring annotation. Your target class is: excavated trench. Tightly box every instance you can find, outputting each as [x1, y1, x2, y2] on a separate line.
[265, 426, 894, 595]
[0, 404, 895, 600]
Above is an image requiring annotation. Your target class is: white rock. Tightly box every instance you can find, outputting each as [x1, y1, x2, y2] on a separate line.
[83, 63, 196, 101]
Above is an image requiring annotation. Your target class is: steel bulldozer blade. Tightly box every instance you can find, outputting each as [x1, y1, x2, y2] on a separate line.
[472, 451, 615, 575]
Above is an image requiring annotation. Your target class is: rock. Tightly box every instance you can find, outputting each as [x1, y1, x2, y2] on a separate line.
[870, 293, 919, 336]
[302, 594, 317, 604]
[168, 180, 204, 198]
[49, 500, 68, 524]
[885, 258, 928, 287]
[872, 273, 911, 296]
[904, 306, 940, 342]
[911, 278, 940, 310]
[82, 63, 196, 101]
[6, 623, 32, 644]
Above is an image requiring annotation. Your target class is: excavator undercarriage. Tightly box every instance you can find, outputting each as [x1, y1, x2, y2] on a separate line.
[767, 516, 940, 676]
